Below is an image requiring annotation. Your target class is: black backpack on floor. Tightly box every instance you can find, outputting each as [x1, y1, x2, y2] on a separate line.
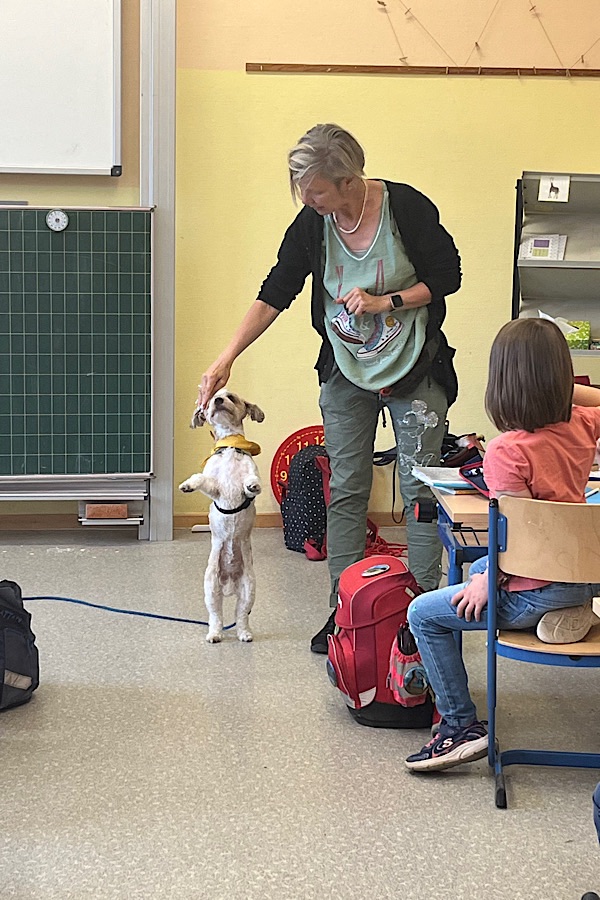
[0, 580, 39, 710]
[280, 445, 330, 557]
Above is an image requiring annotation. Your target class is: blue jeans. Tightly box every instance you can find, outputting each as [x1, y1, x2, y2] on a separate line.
[407, 556, 596, 729]
[320, 365, 448, 604]
[594, 782, 600, 844]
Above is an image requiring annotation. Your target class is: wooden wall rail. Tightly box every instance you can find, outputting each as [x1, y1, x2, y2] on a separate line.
[246, 63, 600, 78]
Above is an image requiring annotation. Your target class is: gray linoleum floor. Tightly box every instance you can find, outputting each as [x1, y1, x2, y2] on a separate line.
[0, 526, 598, 900]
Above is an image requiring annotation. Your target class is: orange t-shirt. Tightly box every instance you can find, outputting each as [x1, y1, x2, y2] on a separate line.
[483, 406, 600, 591]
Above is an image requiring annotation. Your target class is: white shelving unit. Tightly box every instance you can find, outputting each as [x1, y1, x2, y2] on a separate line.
[514, 172, 600, 362]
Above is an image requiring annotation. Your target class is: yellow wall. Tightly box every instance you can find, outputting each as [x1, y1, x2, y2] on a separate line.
[3, 0, 600, 524]
[175, 70, 600, 517]
[177, 0, 600, 70]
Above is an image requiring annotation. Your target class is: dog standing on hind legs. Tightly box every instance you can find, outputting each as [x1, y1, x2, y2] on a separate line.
[179, 389, 264, 643]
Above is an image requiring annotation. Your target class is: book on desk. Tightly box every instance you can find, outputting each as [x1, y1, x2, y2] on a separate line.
[411, 466, 476, 494]
[416, 466, 600, 503]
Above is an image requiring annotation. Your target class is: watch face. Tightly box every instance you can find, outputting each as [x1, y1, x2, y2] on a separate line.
[391, 294, 404, 308]
[46, 209, 69, 232]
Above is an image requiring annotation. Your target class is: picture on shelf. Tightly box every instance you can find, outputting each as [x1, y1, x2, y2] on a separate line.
[518, 233, 566, 260]
[538, 175, 570, 203]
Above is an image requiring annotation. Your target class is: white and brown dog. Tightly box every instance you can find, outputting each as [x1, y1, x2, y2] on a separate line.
[179, 389, 264, 643]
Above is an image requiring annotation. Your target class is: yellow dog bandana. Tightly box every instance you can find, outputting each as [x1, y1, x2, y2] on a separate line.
[200, 434, 261, 471]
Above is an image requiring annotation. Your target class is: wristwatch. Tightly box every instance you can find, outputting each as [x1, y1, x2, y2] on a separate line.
[389, 293, 404, 309]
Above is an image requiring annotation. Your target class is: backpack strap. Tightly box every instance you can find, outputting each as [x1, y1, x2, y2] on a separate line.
[365, 518, 408, 558]
[304, 534, 327, 561]
[301, 453, 331, 559]
[314, 453, 331, 505]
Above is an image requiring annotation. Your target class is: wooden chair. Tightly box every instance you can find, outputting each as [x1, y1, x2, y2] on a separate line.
[486, 496, 600, 808]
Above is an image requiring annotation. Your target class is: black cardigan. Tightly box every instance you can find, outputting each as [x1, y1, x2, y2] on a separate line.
[257, 181, 462, 403]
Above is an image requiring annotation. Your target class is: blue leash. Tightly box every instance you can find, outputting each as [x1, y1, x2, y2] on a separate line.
[22, 596, 236, 630]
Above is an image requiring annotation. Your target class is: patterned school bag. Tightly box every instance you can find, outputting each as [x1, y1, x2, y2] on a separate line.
[280, 445, 330, 558]
[327, 555, 435, 728]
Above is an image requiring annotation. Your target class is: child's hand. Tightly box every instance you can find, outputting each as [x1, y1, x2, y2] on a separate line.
[451, 572, 488, 622]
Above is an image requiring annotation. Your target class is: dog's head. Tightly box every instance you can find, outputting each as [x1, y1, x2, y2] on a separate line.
[190, 388, 265, 432]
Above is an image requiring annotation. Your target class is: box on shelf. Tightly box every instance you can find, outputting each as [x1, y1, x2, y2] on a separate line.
[565, 321, 591, 349]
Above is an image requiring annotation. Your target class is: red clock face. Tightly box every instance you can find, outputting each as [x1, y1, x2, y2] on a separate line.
[270, 425, 325, 504]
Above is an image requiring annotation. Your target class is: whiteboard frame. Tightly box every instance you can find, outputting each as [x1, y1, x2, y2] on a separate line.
[0, 0, 122, 176]
[140, 0, 176, 541]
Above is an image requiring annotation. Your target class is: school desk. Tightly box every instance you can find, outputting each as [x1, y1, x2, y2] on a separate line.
[432, 485, 599, 586]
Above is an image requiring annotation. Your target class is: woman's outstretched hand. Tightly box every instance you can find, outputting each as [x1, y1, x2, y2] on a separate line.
[198, 358, 232, 408]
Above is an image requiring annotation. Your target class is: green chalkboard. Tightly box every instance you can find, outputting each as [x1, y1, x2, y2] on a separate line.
[0, 207, 152, 476]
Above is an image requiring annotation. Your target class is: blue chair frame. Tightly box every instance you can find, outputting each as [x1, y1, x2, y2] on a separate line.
[486, 497, 600, 809]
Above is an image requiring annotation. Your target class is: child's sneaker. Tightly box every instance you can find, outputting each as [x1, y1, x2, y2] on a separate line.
[536, 600, 599, 644]
[405, 720, 488, 772]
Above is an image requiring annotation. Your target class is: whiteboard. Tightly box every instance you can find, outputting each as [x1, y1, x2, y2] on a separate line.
[0, 0, 121, 175]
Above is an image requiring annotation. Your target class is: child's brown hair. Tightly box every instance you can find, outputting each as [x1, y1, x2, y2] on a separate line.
[485, 318, 573, 433]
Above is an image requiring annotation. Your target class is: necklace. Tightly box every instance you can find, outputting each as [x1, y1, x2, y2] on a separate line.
[333, 180, 369, 235]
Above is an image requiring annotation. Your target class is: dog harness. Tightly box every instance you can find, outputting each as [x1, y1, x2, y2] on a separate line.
[202, 435, 262, 515]
[213, 494, 255, 515]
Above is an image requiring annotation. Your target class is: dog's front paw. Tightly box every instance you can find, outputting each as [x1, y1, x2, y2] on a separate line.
[206, 630, 223, 643]
[237, 628, 253, 642]
[179, 479, 195, 493]
[244, 478, 262, 497]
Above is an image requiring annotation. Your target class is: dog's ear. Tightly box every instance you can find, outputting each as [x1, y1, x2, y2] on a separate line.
[245, 403, 265, 423]
[190, 405, 206, 429]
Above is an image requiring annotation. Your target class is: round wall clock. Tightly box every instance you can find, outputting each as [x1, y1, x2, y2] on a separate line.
[270, 425, 325, 504]
[45, 209, 69, 232]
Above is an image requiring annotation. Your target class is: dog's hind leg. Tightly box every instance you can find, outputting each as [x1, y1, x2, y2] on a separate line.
[235, 543, 255, 642]
[234, 583, 254, 642]
[204, 557, 224, 643]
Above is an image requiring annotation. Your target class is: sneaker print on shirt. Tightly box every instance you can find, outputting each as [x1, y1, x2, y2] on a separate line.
[330, 260, 403, 357]
[356, 314, 403, 359]
[330, 306, 364, 345]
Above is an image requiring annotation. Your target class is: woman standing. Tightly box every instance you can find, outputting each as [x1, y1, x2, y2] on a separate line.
[199, 124, 462, 652]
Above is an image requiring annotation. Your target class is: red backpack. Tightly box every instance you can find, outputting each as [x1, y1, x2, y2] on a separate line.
[326, 555, 435, 729]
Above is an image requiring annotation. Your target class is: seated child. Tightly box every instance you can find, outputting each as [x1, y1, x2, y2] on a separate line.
[405, 318, 600, 772]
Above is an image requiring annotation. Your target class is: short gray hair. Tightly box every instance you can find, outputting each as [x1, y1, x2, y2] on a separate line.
[288, 124, 365, 201]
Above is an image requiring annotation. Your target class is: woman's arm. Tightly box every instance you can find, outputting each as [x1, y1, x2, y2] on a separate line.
[388, 184, 462, 300]
[339, 281, 432, 316]
[199, 300, 280, 406]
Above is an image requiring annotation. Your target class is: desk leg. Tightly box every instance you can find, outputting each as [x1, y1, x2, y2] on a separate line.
[447, 545, 463, 587]
[436, 509, 488, 657]
[444, 540, 464, 654]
